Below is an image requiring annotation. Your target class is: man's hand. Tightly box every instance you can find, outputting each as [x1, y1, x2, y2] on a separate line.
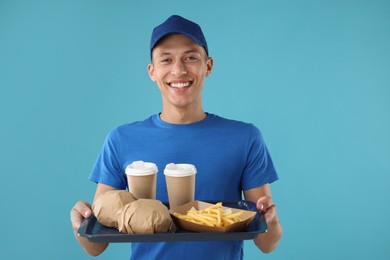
[70, 200, 108, 256]
[244, 185, 282, 253]
[70, 201, 92, 234]
[70, 184, 118, 256]
[256, 195, 278, 225]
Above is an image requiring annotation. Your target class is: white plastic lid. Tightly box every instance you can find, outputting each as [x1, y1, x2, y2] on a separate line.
[125, 161, 158, 176]
[163, 163, 197, 177]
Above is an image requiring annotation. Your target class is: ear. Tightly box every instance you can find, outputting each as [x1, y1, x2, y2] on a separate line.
[147, 63, 156, 82]
[205, 57, 214, 77]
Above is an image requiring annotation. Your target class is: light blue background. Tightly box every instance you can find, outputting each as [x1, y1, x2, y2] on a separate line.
[1, 0, 389, 259]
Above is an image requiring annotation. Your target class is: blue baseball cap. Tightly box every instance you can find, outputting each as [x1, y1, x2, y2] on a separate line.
[150, 15, 209, 59]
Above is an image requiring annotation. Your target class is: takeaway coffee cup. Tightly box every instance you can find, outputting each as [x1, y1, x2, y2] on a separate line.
[164, 163, 197, 209]
[125, 161, 158, 199]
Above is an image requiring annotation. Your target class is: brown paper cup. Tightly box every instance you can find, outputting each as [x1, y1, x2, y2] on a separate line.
[164, 163, 196, 209]
[126, 161, 158, 199]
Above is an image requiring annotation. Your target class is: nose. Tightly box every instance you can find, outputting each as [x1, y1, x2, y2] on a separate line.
[171, 60, 187, 76]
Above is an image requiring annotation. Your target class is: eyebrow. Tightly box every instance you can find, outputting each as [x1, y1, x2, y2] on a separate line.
[157, 49, 200, 58]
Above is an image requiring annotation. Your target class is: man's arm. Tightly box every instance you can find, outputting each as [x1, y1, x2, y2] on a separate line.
[244, 184, 283, 253]
[70, 183, 118, 256]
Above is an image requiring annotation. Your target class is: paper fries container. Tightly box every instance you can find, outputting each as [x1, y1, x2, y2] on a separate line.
[170, 201, 256, 233]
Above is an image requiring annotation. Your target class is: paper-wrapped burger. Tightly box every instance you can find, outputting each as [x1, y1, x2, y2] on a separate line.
[92, 190, 137, 228]
[117, 199, 176, 234]
[92, 190, 175, 234]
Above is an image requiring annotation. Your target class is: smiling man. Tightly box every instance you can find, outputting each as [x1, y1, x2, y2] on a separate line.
[148, 21, 213, 124]
[70, 15, 282, 259]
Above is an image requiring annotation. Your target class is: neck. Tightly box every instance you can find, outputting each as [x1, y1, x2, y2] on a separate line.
[160, 107, 206, 124]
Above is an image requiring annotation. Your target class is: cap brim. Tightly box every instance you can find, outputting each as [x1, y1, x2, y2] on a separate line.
[151, 31, 206, 57]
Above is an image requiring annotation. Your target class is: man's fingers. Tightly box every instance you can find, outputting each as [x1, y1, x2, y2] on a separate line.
[256, 196, 279, 225]
[70, 201, 92, 230]
[74, 201, 92, 217]
[256, 196, 274, 212]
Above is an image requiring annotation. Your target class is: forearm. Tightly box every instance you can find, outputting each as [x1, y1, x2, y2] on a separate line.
[254, 218, 282, 253]
[73, 227, 108, 256]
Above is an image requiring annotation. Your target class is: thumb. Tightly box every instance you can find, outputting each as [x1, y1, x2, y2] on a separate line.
[83, 201, 92, 218]
[84, 208, 92, 218]
[256, 196, 272, 212]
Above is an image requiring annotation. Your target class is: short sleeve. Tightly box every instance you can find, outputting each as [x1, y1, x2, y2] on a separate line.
[241, 125, 278, 191]
[88, 129, 127, 189]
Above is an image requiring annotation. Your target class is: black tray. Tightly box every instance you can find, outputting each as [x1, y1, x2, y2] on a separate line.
[78, 200, 267, 243]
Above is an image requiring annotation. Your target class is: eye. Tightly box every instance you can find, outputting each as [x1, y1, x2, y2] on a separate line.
[185, 56, 198, 62]
[160, 58, 172, 64]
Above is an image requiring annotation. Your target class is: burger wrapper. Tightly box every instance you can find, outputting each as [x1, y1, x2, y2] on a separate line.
[92, 190, 137, 228]
[117, 199, 176, 234]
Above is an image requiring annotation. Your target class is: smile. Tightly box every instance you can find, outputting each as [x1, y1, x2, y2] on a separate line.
[168, 81, 192, 88]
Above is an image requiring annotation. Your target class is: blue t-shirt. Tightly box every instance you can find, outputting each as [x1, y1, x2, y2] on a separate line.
[89, 113, 278, 259]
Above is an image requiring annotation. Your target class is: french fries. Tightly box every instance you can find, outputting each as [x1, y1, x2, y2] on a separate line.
[173, 202, 244, 227]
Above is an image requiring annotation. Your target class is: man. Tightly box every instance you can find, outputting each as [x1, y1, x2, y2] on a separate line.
[70, 15, 282, 259]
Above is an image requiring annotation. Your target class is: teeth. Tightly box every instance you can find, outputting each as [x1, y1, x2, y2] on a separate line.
[170, 82, 190, 88]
